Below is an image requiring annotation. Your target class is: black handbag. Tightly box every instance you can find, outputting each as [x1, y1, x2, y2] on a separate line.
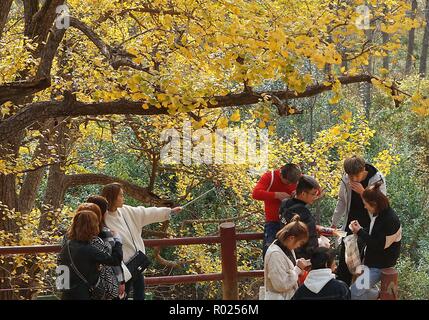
[122, 214, 152, 280]
[125, 250, 151, 279]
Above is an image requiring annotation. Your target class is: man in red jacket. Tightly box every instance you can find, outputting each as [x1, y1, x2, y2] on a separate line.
[252, 163, 302, 258]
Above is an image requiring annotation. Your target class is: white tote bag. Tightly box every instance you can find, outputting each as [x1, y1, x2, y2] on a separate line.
[344, 234, 362, 275]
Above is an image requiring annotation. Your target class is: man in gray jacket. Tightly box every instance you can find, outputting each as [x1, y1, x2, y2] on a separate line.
[331, 156, 386, 285]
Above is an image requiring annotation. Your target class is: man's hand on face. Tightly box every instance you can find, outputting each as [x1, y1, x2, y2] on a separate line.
[350, 181, 365, 195]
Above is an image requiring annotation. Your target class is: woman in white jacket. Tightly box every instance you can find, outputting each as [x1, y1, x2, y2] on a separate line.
[264, 215, 311, 300]
[101, 183, 182, 300]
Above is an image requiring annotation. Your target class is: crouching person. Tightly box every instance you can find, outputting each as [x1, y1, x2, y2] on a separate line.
[349, 182, 401, 300]
[263, 215, 310, 300]
[292, 247, 350, 300]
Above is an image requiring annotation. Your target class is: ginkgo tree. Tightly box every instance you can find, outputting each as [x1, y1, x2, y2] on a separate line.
[0, 0, 426, 299]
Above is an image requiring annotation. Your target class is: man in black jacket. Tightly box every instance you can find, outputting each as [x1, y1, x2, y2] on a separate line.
[292, 247, 350, 300]
[278, 175, 320, 259]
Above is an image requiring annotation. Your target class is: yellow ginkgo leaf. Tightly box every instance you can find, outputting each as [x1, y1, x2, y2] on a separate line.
[217, 116, 229, 129]
[340, 111, 352, 122]
[328, 95, 340, 105]
[230, 110, 241, 122]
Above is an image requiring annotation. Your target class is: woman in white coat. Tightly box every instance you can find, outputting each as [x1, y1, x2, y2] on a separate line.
[264, 215, 311, 300]
[101, 183, 182, 300]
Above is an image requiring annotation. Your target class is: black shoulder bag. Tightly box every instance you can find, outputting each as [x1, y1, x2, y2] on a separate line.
[122, 213, 151, 281]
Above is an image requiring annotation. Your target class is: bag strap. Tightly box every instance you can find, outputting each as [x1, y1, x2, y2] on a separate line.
[121, 212, 138, 252]
[66, 240, 92, 288]
[267, 170, 275, 192]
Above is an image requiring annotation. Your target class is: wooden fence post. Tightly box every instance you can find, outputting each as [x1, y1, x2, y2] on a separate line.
[380, 267, 398, 300]
[220, 222, 238, 300]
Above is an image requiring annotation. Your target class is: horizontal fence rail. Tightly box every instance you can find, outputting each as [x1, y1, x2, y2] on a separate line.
[0, 224, 264, 299]
[0, 223, 398, 300]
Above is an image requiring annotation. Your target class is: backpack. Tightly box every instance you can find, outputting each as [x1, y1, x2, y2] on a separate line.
[279, 202, 306, 227]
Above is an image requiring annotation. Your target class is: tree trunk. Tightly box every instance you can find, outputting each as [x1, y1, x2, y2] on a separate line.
[405, 0, 418, 74]
[38, 163, 67, 232]
[381, 6, 390, 70]
[38, 118, 76, 232]
[382, 33, 389, 70]
[0, 132, 25, 300]
[362, 29, 373, 121]
[0, 0, 13, 40]
[420, 0, 429, 77]
[17, 120, 56, 214]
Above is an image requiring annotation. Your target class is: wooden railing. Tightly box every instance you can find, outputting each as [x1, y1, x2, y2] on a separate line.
[0, 222, 398, 299]
[0, 222, 263, 299]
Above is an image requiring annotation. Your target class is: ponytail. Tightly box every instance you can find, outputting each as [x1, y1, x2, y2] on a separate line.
[276, 214, 309, 243]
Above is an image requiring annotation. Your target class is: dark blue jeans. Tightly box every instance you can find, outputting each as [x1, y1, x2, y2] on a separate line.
[125, 272, 145, 300]
[263, 221, 281, 259]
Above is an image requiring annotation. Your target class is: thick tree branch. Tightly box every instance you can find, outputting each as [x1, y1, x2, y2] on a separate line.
[24, 0, 39, 37]
[29, 0, 65, 44]
[0, 24, 65, 104]
[69, 17, 151, 72]
[63, 173, 174, 206]
[0, 75, 373, 142]
[36, 25, 66, 78]
[0, 78, 50, 104]
[0, 19, 66, 104]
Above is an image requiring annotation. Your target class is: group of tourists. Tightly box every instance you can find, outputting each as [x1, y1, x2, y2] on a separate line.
[57, 183, 182, 300]
[254, 156, 402, 300]
[57, 155, 401, 300]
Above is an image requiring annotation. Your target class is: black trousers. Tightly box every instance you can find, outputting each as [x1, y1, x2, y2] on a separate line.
[125, 272, 145, 300]
[336, 240, 353, 286]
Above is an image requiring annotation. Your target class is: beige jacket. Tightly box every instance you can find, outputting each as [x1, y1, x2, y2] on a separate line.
[263, 241, 302, 300]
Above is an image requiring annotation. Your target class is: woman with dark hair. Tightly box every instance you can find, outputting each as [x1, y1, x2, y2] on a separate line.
[349, 182, 401, 300]
[58, 210, 123, 300]
[263, 215, 311, 300]
[101, 183, 182, 300]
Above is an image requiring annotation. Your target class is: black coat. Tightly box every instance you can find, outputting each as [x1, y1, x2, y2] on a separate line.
[58, 239, 123, 300]
[357, 207, 401, 269]
[278, 198, 318, 259]
[292, 278, 351, 300]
